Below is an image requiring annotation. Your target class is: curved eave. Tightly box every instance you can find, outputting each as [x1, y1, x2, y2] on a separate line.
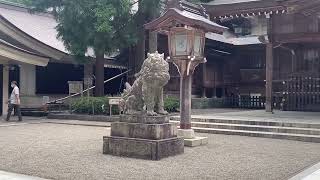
[0, 15, 67, 60]
[145, 8, 227, 34]
[0, 39, 50, 66]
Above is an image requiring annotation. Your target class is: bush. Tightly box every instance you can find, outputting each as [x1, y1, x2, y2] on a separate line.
[164, 97, 180, 113]
[71, 96, 179, 115]
[71, 96, 118, 115]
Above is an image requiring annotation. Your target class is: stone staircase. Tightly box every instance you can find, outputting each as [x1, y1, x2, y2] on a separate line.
[170, 117, 320, 143]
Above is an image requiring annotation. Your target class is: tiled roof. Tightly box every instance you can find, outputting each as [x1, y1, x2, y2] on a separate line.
[0, 38, 50, 66]
[0, 2, 126, 68]
[0, 4, 68, 53]
[0, 38, 48, 57]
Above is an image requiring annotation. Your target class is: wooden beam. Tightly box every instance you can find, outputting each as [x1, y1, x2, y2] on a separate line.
[274, 33, 320, 43]
[266, 42, 273, 112]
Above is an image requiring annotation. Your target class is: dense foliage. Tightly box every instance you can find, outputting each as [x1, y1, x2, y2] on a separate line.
[164, 97, 180, 113]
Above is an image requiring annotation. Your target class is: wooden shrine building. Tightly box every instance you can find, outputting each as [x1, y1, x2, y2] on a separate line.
[160, 0, 320, 111]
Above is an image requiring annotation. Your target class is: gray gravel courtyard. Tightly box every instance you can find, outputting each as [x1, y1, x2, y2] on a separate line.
[0, 122, 320, 180]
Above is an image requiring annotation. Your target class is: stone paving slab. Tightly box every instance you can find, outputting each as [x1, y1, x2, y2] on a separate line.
[0, 118, 111, 128]
[0, 170, 49, 180]
[1, 123, 320, 180]
[289, 162, 320, 180]
[303, 169, 320, 180]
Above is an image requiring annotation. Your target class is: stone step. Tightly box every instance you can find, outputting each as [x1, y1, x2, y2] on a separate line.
[179, 126, 320, 143]
[170, 121, 320, 136]
[170, 117, 320, 129]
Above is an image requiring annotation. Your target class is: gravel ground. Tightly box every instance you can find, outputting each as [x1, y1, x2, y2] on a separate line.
[0, 123, 320, 180]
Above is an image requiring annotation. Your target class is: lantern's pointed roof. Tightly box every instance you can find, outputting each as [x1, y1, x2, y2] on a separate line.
[145, 1, 227, 34]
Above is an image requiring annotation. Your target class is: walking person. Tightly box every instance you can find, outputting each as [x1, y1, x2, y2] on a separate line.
[6, 81, 22, 121]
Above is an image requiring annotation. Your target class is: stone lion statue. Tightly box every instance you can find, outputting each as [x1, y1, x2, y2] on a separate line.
[119, 51, 170, 116]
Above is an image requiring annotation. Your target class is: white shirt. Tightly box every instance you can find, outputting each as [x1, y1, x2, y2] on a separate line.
[10, 86, 20, 104]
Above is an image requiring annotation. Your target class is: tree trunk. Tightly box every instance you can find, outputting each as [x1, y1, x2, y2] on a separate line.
[134, 1, 146, 75]
[148, 31, 157, 53]
[135, 25, 145, 73]
[95, 52, 105, 97]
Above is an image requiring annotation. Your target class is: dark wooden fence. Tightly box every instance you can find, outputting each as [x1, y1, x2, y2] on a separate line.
[283, 75, 320, 111]
[223, 96, 266, 109]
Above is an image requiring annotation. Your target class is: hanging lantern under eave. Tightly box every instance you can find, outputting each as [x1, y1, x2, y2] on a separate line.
[168, 26, 206, 60]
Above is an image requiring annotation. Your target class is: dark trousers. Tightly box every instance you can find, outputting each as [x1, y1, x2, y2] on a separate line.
[6, 104, 22, 121]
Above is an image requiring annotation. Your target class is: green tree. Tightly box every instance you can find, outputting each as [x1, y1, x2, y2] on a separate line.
[27, 0, 136, 96]
[131, 0, 161, 79]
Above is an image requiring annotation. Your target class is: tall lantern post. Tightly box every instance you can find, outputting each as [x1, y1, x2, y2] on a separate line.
[145, 0, 227, 146]
[167, 26, 206, 132]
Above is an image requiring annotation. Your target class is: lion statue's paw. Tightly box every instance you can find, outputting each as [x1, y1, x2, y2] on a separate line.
[147, 111, 158, 116]
[157, 110, 168, 115]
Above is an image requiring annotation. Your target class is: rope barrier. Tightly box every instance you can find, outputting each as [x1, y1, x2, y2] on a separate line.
[47, 69, 131, 104]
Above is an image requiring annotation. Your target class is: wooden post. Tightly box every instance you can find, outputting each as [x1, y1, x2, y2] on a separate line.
[202, 63, 207, 98]
[266, 42, 274, 112]
[265, 14, 273, 112]
[2, 66, 9, 116]
[180, 74, 192, 129]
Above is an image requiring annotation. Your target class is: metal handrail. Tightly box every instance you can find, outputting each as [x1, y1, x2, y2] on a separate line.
[47, 69, 131, 104]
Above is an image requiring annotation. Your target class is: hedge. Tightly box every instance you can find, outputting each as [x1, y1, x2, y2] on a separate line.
[71, 96, 180, 115]
[71, 97, 117, 115]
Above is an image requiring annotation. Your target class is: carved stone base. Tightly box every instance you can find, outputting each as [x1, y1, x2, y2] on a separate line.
[103, 115, 184, 160]
[111, 122, 177, 140]
[103, 136, 184, 160]
[119, 114, 169, 124]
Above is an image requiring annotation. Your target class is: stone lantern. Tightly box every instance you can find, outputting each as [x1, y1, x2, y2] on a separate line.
[145, 0, 227, 146]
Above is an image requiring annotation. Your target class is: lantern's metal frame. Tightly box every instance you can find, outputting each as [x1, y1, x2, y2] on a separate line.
[167, 26, 206, 77]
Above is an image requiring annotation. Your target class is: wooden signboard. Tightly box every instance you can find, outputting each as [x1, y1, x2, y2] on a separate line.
[68, 81, 83, 95]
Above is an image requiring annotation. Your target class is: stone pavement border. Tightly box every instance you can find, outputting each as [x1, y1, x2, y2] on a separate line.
[0, 119, 111, 128]
[289, 161, 320, 180]
[0, 170, 50, 180]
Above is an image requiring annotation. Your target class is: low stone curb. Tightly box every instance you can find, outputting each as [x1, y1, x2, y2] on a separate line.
[47, 113, 120, 122]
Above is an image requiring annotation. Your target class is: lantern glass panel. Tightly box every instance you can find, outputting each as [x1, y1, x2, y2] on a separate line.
[194, 34, 202, 57]
[174, 32, 188, 56]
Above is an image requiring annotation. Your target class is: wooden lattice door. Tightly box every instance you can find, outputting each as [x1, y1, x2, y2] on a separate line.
[283, 74, 320, 111]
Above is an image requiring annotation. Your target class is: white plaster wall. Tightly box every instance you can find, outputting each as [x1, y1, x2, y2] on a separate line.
[19, 63, 36, 96]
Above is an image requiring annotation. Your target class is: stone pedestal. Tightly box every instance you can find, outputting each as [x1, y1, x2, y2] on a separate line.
[103, 115, 184, 160]
[178, 129, 208, 147]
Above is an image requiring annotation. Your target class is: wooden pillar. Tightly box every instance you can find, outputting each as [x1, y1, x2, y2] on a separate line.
[180, 74, 192, 129]
[266, 14, 274, 112]
[20, 64, 36, 96]
[2, 66, 9, 116]
[202, 63, 207, 98]
[266, 43, 274, 112]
